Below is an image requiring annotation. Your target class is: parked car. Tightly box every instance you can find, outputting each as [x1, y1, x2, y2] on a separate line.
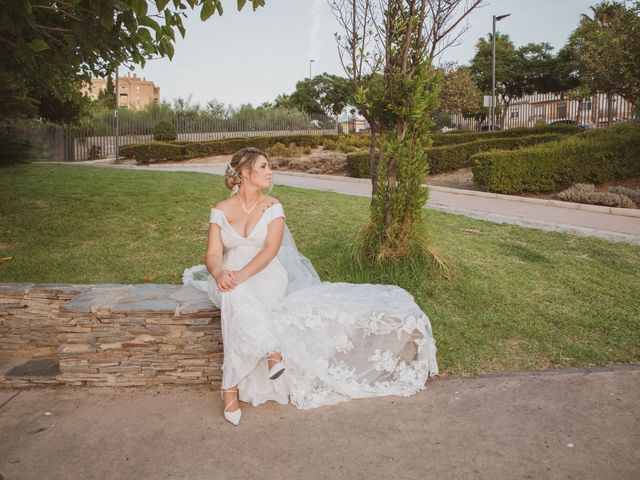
[438, 126, 458, 133]
[548, 119, 592, 130]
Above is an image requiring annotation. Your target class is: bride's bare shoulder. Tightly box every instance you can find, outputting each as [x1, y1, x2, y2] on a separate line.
[213, 198, 232, 213]
[263, 196, 281, 208]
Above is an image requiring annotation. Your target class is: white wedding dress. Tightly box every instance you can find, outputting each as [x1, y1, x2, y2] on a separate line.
[182, 203, 438, 410]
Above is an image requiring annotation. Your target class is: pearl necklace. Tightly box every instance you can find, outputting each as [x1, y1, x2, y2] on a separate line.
[239, 196, 260, 214]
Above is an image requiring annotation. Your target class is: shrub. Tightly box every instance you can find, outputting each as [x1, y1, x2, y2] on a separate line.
[120, 142, 187, 165]
[119, 134, 331, 164]
[472, 123, 640, 194]
[267, 142, 292, 158]
[430, 124, 581, 147]
[270, 157, 290, 169]
[153, 121, 177, 141]
[555, 183, 637, 208]
[288, 156, 347, 174]
[0, 126, 32, 166]
[302, 146, 312, 154]
[426, 133, 570, 173]
[87, 145, 102, 160]
[346, 151, 371, 178]
[323, 139, 337, 151]
[608, 186, 640, 206]
[346, 132, 572, 178]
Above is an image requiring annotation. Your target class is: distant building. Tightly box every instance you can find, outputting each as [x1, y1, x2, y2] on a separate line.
[452, 92, 635, 131]
[338, 117, 369, 134]
[85, 73, 160, 110]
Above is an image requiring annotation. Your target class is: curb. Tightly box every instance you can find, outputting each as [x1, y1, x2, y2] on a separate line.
[428, 185, 640, 218]
[427, 203, 640, 245]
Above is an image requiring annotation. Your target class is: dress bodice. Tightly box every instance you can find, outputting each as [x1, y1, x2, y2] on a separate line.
[209, 203, 286, 268]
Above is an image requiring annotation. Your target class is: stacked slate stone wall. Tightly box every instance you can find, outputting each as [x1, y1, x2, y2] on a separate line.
[0, 284, 89, 357]
[0, 283, 222, 387]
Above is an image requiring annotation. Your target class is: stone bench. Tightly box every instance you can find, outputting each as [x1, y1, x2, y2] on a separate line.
[0, 283, 221, 387]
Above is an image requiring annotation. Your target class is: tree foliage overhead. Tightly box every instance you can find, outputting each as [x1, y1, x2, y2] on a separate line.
[569, 0, 640, 109]
[0, 0, 266, 123]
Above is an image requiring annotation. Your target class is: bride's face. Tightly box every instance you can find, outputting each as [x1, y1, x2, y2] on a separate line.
[243, 155, 272, 190]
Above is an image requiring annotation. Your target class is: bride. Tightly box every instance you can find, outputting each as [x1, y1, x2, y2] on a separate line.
[182, 147, 438, 426]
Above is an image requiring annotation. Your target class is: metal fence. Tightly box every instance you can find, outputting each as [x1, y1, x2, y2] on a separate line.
[450, 92, 636, 131]
[28, 111, 338, 162]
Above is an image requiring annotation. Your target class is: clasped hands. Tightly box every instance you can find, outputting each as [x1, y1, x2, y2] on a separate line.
[215, 269, 247, 292]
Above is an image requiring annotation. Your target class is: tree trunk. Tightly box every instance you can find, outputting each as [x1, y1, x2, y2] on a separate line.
[369, 128, 378, 208]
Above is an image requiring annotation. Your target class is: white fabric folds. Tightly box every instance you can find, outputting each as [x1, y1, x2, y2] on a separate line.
[182, 203, 438, 409]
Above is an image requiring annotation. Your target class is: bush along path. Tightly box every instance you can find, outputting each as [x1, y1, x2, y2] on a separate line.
[472, 122, 640, 194]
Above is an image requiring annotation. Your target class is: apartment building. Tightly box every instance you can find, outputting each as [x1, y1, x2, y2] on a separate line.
[86, 73, 160, 110]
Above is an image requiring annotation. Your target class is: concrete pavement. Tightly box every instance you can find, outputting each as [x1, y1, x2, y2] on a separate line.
[96, 163, 640, 245]
[1, 365, 638, 480]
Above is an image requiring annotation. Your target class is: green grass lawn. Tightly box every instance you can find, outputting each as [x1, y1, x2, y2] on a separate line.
[1, 164, 639, 376]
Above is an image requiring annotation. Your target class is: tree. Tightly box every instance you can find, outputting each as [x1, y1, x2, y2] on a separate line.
[518, 42, 556, 94]
[330, 0, 490, 264]
[469, 33, 524, 125]
[206, 99, 231, 119]
[0, 0, 266, 124]
[95, 75, 117, 110]
[569, 1, 640, 111]
[288, 79, 325, 115]
[311, 73, 356, 116]
[436, 63, 482, 127]
[286, 73, 355, 116]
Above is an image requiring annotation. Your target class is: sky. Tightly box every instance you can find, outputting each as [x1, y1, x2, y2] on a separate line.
[125, 0, 596, 109]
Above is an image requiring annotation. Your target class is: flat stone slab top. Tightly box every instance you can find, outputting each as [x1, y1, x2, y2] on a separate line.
[61, 284, 214, 315]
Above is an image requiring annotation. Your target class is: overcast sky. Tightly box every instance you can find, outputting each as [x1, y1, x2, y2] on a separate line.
[125, 0, 596, 108]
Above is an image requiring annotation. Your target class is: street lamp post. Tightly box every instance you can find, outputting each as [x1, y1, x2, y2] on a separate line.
[115, 65, 120, 162]
[309, 59, 315, 80]
[492, 13, 511, 131]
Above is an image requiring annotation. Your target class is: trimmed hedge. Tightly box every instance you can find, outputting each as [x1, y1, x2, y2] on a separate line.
[121, 134, 337, 164]
[430, 124, 582, 147]
[345, 132, 573, 178]
[472, 122, 640, 194]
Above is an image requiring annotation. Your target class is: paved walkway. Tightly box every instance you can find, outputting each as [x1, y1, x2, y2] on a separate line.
[1, 366, 638, 480]
[96, 162, 640, 245]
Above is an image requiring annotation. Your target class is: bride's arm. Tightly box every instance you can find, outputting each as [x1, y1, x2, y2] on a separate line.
[204, 223, 236, 291]
[234, 218, 285, 284]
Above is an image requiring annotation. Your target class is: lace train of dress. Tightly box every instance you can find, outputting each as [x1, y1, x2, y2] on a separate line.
[182, 203, 438, 410]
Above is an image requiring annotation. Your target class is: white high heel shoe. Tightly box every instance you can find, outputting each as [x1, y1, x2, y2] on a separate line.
[267, 355, 285, 380]
[220, 388, 241, 426]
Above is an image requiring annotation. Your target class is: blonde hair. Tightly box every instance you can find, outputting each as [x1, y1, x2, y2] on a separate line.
[224, 147, 271, 191]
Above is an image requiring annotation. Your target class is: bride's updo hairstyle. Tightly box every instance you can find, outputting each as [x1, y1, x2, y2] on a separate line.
[224, 147, 271, 194]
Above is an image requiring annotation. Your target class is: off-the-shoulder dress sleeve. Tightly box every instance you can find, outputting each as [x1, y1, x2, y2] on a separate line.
[265, 203, 285, 225]
[209, 208, 224, 227]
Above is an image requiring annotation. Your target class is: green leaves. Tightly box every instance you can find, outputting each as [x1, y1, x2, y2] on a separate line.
[1, 0, 267, 125]
[200, 0, 216, 20]
[28, 39, 49, 52]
